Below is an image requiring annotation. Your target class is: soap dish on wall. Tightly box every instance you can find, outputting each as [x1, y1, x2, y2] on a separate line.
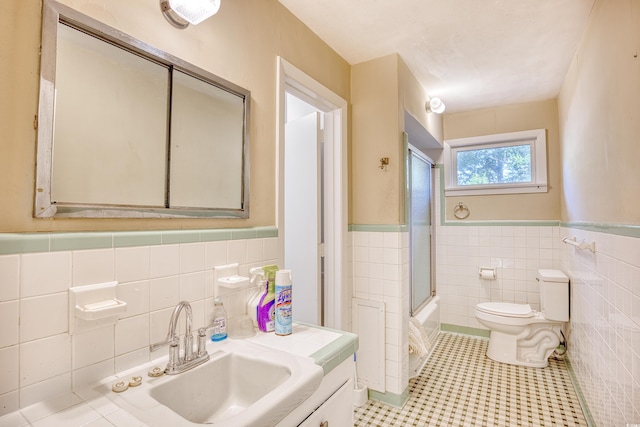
[75, 299, 127, 320]
[213, 263, 251, 297]
[69, 281, 127, 334]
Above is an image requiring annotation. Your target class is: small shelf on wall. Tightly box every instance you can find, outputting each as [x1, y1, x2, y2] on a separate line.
[69, 281, 127, 334]
[75, 298, 127, 320]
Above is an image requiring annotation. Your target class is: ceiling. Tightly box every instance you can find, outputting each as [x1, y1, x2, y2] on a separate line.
[278, 0, 595, 113]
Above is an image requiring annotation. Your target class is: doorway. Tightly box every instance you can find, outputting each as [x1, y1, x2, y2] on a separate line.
[284, 99, 323, 325]
[276, 58, 348, 330]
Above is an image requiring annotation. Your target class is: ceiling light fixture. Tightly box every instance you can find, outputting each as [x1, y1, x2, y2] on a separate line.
[160, 0, 221, 29]
[426, 97, 446, 114]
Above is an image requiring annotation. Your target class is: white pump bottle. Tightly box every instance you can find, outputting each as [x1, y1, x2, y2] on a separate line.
[247, 267, 266, 328]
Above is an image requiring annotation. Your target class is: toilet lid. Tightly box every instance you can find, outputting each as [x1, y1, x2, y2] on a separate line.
[476, 302, 534, 318]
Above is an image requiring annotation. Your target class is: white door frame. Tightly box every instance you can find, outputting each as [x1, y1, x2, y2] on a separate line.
[276, 57, 348, 330]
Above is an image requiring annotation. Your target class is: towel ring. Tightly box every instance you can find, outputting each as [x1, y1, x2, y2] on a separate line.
[453, 202, 470, 219]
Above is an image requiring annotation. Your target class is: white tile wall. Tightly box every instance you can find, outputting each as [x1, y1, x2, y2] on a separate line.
[431, 166, 639, 427]
[20, 334, 71, 388]
[20, 252, 71, 298]
[179, 272, 206, 302]
[204, 241, 228, 268]
[0, 346, 18, 395]
[560, 227, 640, 426]
[435, 225, 561, 329]
[114, 247, 149, 284]
[0, 237, 278, 416]
[114, 347, 148, 374]
[350, 170, 574, 401]
[0, 302, 18, 348]
[20, 293, 68, 342]
[3, 222, 634, 424]
[179, 243, 205, 274]
[116, 281, 149, 318]
[351, 230, 409, 396]
[149, 276, 180, 311]
[19, 373, 71, 409]
[114, 315, 149, 356]
[72, 327, 115, 370]
[72, 249, 114, 287]
[0, 255, 19, 302]
[149, 245, 179, 279]
[228, 240, 247, 264]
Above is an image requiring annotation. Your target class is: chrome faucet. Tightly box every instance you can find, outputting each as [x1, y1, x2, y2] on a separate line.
[150, 301, 210, 375]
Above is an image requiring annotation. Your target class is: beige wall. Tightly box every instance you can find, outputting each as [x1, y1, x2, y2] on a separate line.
[558, 0, 640, 224]
[442, 99, 561, 221]
[350, 53, 444, 225]
[398, 58, 444, 145]
[351, 55, 401, 225]
[0, 0, 350, 232]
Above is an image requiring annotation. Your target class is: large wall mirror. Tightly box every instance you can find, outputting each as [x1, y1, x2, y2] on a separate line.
[35, 0, 250, 219]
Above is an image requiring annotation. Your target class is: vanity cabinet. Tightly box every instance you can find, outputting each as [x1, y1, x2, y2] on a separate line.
[298, 378, 353, 427]
[276, 357, 354, 427]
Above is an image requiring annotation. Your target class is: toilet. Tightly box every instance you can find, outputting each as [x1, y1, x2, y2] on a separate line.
[475, 269, 569, 368]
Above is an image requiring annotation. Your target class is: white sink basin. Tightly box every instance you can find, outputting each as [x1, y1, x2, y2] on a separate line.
[150, 351, 292, 423]
[103, 339, 324, 426]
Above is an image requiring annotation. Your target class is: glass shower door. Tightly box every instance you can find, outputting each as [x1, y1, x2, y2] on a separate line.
[409, 147, 433, 314]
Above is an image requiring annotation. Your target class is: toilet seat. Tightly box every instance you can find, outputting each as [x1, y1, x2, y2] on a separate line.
[476, 302, 533, 318]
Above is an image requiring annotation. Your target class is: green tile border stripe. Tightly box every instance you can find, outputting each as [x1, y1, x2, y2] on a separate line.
[50, 232, 113, 252]
[0, 234, 50, 255]
[294, 322, 359, 375]
[561, 222, 640, 239]
[350, 221, 638, 236]
[368, 387, 409, 408]
[564, 356, 596, 427]
[349, 224, 407, 232]
[310, 331, 359, 375]
[351, 221, 559, 230]
[438, 218, 640, 235]
[441, 323, 491, 338]
[443, 220, 561, 227]
[0, 226, 278, 255]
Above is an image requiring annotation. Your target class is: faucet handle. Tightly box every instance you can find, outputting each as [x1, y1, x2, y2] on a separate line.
[149, 334, 179, 352]
[150, 338, 169, 352]
[184, 332, 194, 361]
[196, 327, 208, 357]
[167, 336, 180, 371]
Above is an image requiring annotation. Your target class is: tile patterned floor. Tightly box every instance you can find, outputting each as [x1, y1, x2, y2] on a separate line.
[354, 333, 587, 427]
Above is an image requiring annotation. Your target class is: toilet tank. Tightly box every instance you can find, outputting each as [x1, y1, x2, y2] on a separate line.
[538, 269, 569, 322]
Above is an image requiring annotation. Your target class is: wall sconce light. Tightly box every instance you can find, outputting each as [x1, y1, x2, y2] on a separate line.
[379, 157, 389, 171]
[426, 97, 446, 114]
[160, 0, 221, 29]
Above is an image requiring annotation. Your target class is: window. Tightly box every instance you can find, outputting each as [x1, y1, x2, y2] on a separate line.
[444, 129, 547, 196]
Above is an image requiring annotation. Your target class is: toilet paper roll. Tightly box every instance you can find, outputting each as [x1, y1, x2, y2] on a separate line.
[480, 269, 495, 280]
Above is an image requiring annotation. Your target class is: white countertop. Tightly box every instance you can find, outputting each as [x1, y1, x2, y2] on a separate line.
[0, 324, 352, 427]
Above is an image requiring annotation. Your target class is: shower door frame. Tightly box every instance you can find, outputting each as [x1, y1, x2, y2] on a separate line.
[406, 138, 436, 316]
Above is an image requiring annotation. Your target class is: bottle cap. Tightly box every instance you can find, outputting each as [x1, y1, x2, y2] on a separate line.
[275, 270, 292, 285]
[249, 267, 265, 283]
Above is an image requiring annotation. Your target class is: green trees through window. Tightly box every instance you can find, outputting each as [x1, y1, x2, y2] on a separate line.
[456, 144, 531, 186]
[445, 128, 547, 196]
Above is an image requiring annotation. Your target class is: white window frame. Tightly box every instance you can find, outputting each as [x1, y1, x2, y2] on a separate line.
[444, 128, 547, 196]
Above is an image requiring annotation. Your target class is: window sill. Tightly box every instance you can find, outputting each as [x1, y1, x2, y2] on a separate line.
[445, 183, 548, 196]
